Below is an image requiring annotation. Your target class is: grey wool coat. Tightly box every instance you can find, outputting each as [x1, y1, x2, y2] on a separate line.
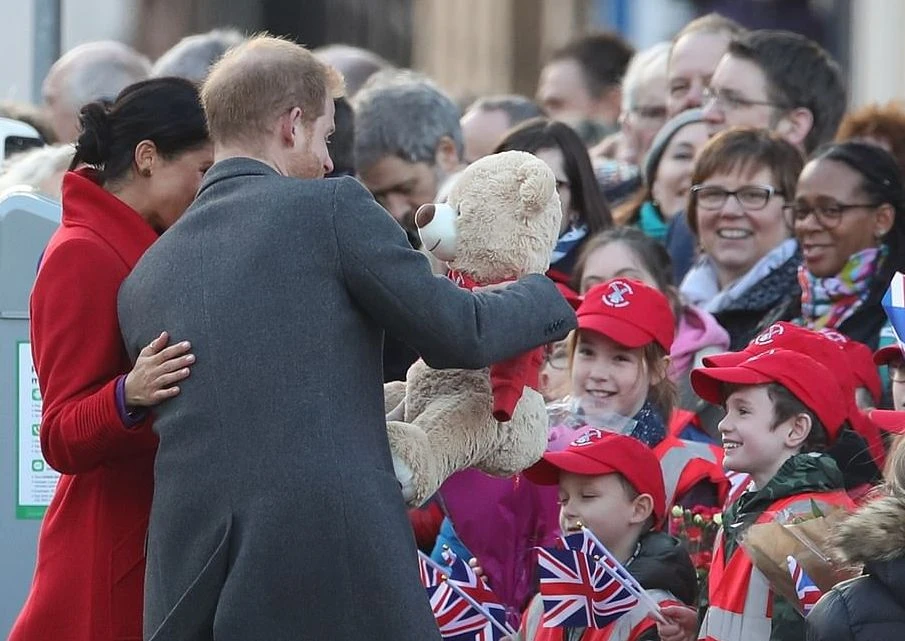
[117, 158, 576, 641]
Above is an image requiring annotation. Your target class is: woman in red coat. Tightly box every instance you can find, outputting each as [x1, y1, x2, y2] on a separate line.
[10, 77, 212, 641]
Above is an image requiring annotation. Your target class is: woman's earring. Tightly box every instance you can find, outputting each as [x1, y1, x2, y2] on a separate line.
[140, 167, 152, 178]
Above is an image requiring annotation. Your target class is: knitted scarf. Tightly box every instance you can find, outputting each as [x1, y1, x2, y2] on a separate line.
[798, 245, 886, 330]
[628, 401, 667, 448]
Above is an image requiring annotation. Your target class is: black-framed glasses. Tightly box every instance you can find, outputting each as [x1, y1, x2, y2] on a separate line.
[782, 201, 880, 229]
[544, 342, 570, 371]
[691, 184, 781, 211]
[702, 87, 787, 111]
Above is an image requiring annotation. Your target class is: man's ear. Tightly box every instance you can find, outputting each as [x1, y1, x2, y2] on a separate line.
[630, 493, 655, 526]
[434, 135, 461, 174]
[279, 107, 303, 147]
[774, 107, 814, 150]
[594, 85, 622, 122]
[785, 413, 813, 449]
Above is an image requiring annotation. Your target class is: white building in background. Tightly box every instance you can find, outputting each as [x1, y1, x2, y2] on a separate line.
[0, 0, 135, 104]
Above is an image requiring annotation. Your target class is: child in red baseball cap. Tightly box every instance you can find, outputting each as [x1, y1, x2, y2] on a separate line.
[703, 322, 885, 494]
[688, 348, 856, 641]
[874, 342, 905, 412]
[567, 278, 677, 447]
[518, 431, 697, 641]
[562, 277, 729, 516]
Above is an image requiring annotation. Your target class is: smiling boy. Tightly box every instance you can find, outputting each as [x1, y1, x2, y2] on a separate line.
[690, 348, 855, 641]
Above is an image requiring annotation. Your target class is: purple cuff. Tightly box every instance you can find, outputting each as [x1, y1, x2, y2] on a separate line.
[115, 375, 148, 428]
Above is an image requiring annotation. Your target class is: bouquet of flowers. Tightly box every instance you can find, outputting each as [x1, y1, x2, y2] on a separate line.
[740, 501, 859, 614]
[669, 504, 721, 607]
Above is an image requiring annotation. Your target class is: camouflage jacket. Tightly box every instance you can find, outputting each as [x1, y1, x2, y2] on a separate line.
[720, 453, 845, 641]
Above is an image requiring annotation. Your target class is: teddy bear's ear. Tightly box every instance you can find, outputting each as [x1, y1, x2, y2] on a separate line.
[517, 158, 557, 215]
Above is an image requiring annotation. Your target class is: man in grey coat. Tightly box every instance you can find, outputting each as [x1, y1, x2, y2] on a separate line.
[118, 36, 576, 641]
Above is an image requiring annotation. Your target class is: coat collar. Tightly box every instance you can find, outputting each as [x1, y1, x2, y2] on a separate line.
[197, 157, 280, 196]
[61, 169, 159, 269]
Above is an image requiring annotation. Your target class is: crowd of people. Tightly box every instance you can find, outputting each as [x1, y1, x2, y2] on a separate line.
[5, 9, 905, 641]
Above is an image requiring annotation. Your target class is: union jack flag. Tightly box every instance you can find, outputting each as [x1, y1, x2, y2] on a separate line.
[441, 549, 506, 609]
[417, 550, 508, 641]
[559, 531, 639, 593]
[786, 555, 823, 615]
[537, 545, 639, 629]
[883, 272, 905, 351]
[419, 552, 444, 589]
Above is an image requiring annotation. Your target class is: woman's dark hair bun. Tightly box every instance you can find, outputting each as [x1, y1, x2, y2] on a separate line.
[74, 101, 114, 165]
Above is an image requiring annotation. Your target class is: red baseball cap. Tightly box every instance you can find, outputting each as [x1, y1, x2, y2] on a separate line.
[874, 344, 903, 366]
[703, 323, 885, 462]
[524, 430, 667, 526]
[868, 409, 905, 435]
[703, 323, 850, 386]
[577, 278, 675, 351]
[819, 331, 882, 405]
[691, 348, 848, 443]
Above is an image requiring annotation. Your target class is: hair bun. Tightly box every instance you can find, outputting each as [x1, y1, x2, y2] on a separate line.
[75, 101, 113, 165]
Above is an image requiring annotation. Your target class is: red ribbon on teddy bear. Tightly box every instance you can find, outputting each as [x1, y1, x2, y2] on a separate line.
[448, 268, 545, 422]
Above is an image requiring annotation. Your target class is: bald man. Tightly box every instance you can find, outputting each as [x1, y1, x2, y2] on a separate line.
[118, 35, 574, 640]
[43, 40, 151, 142]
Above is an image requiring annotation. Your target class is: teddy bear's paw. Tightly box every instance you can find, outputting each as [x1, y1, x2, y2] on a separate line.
[391, 453, 417, 504]
[386, 420, 437, 508]
[384, 380, 407, 414]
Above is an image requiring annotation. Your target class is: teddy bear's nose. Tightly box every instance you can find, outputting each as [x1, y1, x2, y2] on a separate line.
[415, 204, 435, 229]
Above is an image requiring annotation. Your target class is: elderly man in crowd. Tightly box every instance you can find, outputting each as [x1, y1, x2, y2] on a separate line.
[353, 71, 466, 247]
[42, 40, 151, 143]
[152, 28, 245, 83]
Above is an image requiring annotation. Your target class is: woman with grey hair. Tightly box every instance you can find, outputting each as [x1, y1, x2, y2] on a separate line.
[594, 41, 671, 166]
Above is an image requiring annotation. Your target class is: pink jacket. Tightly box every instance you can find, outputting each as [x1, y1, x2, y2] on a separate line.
[669, 304, 729, 380]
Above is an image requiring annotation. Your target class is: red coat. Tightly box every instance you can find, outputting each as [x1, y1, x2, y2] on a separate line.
[10, 170, 160, 641]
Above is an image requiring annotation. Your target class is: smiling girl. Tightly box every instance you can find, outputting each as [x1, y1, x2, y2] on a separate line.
[569, 278, 677, 446]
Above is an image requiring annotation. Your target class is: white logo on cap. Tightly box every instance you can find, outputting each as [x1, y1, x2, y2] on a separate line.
[752, 324, 784, 346]
[601, 280, 634, 308]
[819, 329, 848, 344]
[571, 429, 604, 447]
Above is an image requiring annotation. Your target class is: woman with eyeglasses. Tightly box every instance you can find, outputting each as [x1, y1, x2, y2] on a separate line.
[778, 141, 905, 350]
[680, 127, 804, 349]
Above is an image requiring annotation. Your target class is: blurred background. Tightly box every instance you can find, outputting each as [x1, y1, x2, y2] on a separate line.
[3, 0, 904, 109]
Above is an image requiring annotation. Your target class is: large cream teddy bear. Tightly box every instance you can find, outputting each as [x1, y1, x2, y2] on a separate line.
[385, 150, 563, 507]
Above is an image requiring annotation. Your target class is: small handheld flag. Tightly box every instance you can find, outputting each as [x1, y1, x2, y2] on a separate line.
[882, 272, 905, 357]
[417, 550, 516, 640]
[786, 555, 823, 616]
[537, 544, 640, 629]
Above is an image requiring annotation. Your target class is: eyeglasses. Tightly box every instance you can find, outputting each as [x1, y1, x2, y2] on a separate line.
[782, 201, 881, 229]
[702, 87, 786, 112]
[889, 361, 905, 384]
[691, 184, 781, 211]
[544, 342, 570, 371]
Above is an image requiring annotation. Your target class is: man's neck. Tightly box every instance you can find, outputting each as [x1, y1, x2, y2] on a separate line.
[214, 142, 287, 177]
